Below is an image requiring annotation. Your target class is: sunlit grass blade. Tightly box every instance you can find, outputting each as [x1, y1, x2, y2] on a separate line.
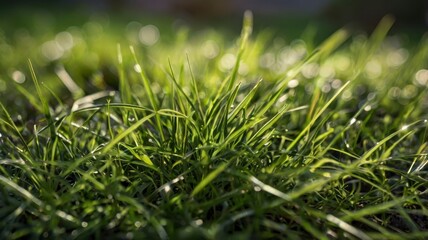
[117, 44, 132, 104]
[28, 59, 56, 138]
[191, 162, 229, 197]
[1, 10, 427, 240]
[167, 59, 201, 120]
[353, 15, 394, 78]
[0, 103, 32, 157]
[228, 79, 262, 120]
[325, 214, 371, 240]
[247, 104, 288, 144]
[317, 28, 349, 59]
[249, 176, 291, 201]
[341, 197, 410, 222]
[285, 81, 351, 152]
[101, 112, 156, 154]
[13, 84, 44, 113]
[0, 175, 78, 224]
[129, 46, 165, 141]
[356, 121, 423, 164]
[216, 10, 253, 98]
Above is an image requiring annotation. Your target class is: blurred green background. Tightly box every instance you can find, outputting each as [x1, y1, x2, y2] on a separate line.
[0, 0, 427, 117]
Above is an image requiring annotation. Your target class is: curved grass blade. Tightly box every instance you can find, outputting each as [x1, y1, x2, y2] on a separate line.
[101, 112, 156, 154]
[191, 162, 230, 197]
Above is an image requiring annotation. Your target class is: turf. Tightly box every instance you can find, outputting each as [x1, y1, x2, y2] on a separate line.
[0, 11, 428, 239]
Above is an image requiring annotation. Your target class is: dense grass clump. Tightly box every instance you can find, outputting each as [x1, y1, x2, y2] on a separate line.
[0, 11, 428, 239]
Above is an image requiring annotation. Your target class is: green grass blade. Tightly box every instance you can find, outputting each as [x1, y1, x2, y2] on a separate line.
[28, 59, 56, 138]
[191, 162, 229, 197]
[129, 46, 165, 141]
[216, 10, 253, 98]
[117, 44, 132, 104]
[285, 81, 350, 152]
[0, 103, 33, 157]
[101, 112, 156, 154]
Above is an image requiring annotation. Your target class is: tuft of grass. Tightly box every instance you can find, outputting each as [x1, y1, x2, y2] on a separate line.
[0, 11, 428, 240]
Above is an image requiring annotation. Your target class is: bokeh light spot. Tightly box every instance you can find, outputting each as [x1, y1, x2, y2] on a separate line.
[287, 79, 299, 88]
[415, 69, 428, 86]
[55, 31, 74, 50]
[364, 60, 382, 78]
[301, 63, 319, 79]
[41, 40, 64, 61]
[202, 40, 219, 59]
[219, 53, 236, 71]
[139, 25, 160, 46]
[12, 70, 25, 83]
[386, 48, 408, 67]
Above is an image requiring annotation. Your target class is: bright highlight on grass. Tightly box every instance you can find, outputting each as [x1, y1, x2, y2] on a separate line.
[0, 11, 427, 240]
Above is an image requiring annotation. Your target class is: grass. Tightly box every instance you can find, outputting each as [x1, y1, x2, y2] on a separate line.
[0, 10, 428, 239]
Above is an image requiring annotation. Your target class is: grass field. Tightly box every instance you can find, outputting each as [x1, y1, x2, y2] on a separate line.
[1, 10, 428, 239]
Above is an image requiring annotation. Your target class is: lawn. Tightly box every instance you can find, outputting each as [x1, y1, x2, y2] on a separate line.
[0, 9, 428, 239]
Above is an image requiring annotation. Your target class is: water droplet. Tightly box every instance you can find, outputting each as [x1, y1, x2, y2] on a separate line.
[349, 118, 357, 126]
[164, 184, 171, 193]
[81, 221, 88, 228]
[254, 186, 261, 192]
[401, 125, 409, 131]
[322, 172, 331, 178]
[279, 94, 287, 103]
[364, 105, 372, 111]
[287, 79, 299, 88]
[134, 64, 142, 73]
[134, 221, 142, 228]
[194, 219, 203, 226]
